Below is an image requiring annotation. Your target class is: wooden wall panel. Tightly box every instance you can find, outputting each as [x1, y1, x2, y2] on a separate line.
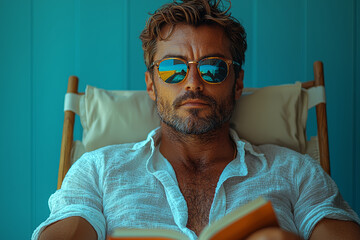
[256, 0, 306, 87]
[0, 1, 32, 239]
[231, 1, 255, 87]
[355, 0, 360, 214]
[307, 0, 356, 204]
[31, 0, 77, 229]
[78, 0, 128, 90]
[128, 0, 168, 90]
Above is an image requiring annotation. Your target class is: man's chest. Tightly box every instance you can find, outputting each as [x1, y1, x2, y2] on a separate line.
[103, 181, 177, 234]
[177, 173, 220, 236]
[103, 167, 296, 237]
[103, 171, 220, 236]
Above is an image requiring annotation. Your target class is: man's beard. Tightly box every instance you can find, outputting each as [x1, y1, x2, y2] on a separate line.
[154, 88, 236, 135]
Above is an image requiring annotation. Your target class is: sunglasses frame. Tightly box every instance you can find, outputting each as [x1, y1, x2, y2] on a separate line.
[150, 57, 240, 84]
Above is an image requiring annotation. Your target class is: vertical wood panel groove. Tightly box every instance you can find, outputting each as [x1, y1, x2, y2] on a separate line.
[125, 0, 130, 90]
[74, 0, 81, 142]
[353, 0, 359, 214]
[75, 0, 80, 76]
[352, 0, 355, 213]
[30, 0, 35, 233]
[252, 0, 258, 87]
[304, 0, 308, 81]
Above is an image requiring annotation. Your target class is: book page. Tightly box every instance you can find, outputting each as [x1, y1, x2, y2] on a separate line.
[199, 197, 278, 240]
[109, 228, 188, 240]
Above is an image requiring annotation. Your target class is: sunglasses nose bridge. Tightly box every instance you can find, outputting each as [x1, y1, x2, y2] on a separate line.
[187, 60, 203, 77]
[187, 60, 202, 79]
[184, 61, 204, 90]
[187, 61, 199, 70]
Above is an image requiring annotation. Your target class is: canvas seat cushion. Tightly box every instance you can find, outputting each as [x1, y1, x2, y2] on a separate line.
[77, 82, 307, 155]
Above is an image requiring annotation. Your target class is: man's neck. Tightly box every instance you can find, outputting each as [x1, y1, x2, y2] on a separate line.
[159, 123, 236, 172]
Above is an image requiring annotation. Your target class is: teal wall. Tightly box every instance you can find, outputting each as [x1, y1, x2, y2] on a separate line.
[0, 0, 359, 238]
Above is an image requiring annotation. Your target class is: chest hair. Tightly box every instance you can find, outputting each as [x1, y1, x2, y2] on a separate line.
[177, 171, 221, 236]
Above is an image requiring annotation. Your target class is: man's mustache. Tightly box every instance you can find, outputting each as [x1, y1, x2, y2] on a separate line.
[173, 91, 217, 108]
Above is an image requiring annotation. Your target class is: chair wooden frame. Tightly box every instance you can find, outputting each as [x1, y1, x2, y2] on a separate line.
[301, 61, 330, 175]
[58, 76, 79, 189]
[57, 61, 330, 189]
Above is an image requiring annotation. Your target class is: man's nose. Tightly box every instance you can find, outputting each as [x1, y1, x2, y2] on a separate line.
[185, 64, 204, 92]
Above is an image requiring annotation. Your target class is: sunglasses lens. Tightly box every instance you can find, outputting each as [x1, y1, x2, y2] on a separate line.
[158, 59, 187, 84]
[199, 58, 228, 83]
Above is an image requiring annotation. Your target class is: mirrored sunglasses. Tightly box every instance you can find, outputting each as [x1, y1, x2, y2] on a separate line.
[150, 57, 240, 84]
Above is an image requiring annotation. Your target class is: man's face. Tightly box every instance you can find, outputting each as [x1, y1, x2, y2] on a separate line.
[145, 24, 244, 135]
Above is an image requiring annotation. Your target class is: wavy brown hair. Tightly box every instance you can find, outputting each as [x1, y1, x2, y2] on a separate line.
[139, 0, 247, 78]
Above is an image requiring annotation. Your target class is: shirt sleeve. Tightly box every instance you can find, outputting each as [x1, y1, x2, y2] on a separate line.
[293, 155, 360, 239]
[31, 152, 106, 240]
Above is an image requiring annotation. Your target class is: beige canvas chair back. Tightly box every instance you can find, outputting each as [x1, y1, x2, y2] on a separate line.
[58, 61, 330, 189]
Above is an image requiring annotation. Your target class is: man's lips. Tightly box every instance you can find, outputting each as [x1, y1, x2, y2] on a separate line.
[180, 99, 210, 107]
[173, 92, 216, 109]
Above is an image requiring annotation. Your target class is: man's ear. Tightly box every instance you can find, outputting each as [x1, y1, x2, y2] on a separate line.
[145, 71, 156, 101]
[234, 70, 244, 100]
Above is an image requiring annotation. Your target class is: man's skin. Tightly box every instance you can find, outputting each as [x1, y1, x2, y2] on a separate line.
[39, 24, 360, 240]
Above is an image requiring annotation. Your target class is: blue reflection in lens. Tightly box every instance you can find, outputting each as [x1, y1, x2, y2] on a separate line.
[159, 59, 187, 83]
[199, 59, 227, 83]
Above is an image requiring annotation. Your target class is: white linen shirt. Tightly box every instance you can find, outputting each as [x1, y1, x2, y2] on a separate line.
[32, 128, 360, 240]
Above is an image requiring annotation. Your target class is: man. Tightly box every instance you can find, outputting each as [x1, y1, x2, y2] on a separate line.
[33, 0, 360, 239]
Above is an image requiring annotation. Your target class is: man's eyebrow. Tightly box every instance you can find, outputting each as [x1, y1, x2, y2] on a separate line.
[160, 54, 186, 60]
[159, 53, 228, 61]
[200, 53, 227, 59]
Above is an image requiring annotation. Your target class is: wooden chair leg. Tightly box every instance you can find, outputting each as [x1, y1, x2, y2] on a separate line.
[313, 61, 331, 175]
[57, 76, 79, 189]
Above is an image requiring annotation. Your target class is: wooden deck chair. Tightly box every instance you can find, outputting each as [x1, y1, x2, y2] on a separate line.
[57, 61, 330, 189]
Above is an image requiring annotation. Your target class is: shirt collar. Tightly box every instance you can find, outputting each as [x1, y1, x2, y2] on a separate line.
[229, 128, 265, 159]
[138, 127, 264, 176]
[131, 127, 161, 151]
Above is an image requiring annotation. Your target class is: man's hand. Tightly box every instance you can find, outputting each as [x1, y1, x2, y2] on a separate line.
[245, 227, 302, 240]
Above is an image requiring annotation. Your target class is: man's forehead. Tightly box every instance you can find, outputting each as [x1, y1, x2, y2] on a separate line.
[154, 24, 232, 61]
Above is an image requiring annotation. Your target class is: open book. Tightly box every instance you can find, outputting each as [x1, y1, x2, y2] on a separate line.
[108, 197, 279, 240]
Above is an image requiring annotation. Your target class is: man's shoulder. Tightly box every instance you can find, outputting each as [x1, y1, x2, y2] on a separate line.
[255, 143, 303, 156]
[233, 130, 315, 167]
[251, 143, 319, 168]
[75, 139, 151, 169]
